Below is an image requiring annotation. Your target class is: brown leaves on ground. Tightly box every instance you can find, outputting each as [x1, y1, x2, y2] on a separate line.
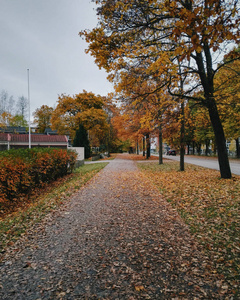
[0, 157, 236, 298]
[118, 153, 159, 160]
[0, 163, 108, 255]
[138, 160, 240, 297]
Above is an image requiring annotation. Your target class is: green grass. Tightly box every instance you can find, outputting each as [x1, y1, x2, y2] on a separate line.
[0, 163, 108, 256]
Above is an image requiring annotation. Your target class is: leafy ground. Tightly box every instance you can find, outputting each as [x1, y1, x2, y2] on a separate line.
[0, 163, 108, 256]
[1, 154, 239, 298]
[118, 153, 159, 160]
[0, 155, 229, 299]
[138, 159, 240, 297]
[84, 153, 118, 161]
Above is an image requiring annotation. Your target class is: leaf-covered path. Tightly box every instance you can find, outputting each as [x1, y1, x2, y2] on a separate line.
[0, 156, 224, 299]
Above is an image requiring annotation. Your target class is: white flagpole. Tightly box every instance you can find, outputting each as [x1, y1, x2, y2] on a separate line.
[27, 69, 31, 148]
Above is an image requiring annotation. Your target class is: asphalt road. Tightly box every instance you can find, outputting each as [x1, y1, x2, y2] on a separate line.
[163, 155, 240, 176]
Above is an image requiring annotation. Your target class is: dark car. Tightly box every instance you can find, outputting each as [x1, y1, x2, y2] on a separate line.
[167, 150, 176, 156]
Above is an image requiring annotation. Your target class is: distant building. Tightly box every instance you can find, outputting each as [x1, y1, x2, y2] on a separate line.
[44, 127, 58, 135]
[0, 126, 27, 134]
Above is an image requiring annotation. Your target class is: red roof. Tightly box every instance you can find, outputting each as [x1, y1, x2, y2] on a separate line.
[0, 133, 10, 141]
[0, 134, 68, 144]
[10, 134, 68, 143]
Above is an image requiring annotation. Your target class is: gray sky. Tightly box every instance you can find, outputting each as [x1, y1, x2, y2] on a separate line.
[0, 0, 113, 119]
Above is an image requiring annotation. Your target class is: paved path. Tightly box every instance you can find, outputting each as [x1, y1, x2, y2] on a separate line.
[163, 155, 240, 175]
[0, 157, 225, 299]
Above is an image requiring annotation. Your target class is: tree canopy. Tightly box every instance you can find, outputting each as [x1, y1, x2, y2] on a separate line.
[80, 0, 240, 178]
[51, 91, 109, 147]
[33, 105, 54, 133]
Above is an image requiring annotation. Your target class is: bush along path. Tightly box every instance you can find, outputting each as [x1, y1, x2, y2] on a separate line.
[0, 156, 229, 299]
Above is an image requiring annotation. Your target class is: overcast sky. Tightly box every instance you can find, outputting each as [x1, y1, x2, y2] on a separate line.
[0, 0, 113, 119]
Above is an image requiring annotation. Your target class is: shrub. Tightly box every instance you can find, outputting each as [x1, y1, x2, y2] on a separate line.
[0, 148, 77, 201]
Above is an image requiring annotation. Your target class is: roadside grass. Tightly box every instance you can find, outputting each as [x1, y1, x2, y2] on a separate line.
[0, 163, 108, 256]
[138, 161, 240, 296]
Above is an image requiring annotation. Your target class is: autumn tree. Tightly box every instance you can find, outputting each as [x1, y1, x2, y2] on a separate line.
[33, 105, 54, 133]
[162, 102, 183, 149]
[112, 109, 138, 153]
[109, 54, 175, 160]
[214, 49, 240, 157]
[81, 0, 240, 178]
[192, 106, 215, 155]
[51, 91, 109, 147]
[0, 112, 12, 128]
[101, 101, 121, 154]
[9, 114, 28, 127]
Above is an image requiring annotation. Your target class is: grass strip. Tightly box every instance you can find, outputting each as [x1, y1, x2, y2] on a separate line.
[138, 161, 240, 296]
[0, 163, 108, 255]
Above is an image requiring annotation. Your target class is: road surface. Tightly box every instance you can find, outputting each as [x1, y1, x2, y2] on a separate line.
[163, 155, 240, 175]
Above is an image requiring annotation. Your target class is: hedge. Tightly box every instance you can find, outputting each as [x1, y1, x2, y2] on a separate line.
[0, 148, 77, 202]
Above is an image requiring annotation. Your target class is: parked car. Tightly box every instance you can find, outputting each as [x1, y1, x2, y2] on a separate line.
[167, 150, 176, 156]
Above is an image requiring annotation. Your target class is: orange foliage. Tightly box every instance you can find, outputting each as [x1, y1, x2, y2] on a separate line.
[0, 149, 77, 202]
[116, 153, 159, 161]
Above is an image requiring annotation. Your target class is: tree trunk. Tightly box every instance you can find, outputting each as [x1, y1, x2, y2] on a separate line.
[107, 125, 110, 157]
[214, 145, 217, 155]
[158, 111, 163, 164]
[180, 100, 185, 171]
[192, 141, 195, 155]
[195, 48, 231, 178]
[208, 100, 231, 178]
[205, 140, 209, 156]
[236, 138, 240, 158]
[146, 133, 150, 159]
[136, 138, 139, 155]
[177, 60, 185, 171]
[158, 123, 163, 164]
[143, 136, 145, 156]
[187, 143, 190, 155]
[197, 143, 201, 155]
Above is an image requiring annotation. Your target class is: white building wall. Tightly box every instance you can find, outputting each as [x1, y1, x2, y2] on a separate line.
[70, 147, 84, 161]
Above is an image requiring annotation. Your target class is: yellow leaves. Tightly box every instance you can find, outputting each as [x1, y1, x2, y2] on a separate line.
[135, 285, 145, 292]
[138, 160, 240, 286]
[83, 0, 240, 77]
[214, 55, 240, 139]
[0, 111, 12, 127]
[51, 91, 109, 144]
[140, 111, 153, 131]
[33, 105, 53, 133]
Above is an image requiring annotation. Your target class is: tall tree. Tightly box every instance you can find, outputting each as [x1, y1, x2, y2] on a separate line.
[16, 96, 28, 120]
[214, 50, 240, 157]
[0, 90, 15, 115]
[33, 105, 54, 133]
[73, 123, 91, 158]
[81, 0, 240, 178]
[51, 91, 109, 146]
[112, 60, 176, 163]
